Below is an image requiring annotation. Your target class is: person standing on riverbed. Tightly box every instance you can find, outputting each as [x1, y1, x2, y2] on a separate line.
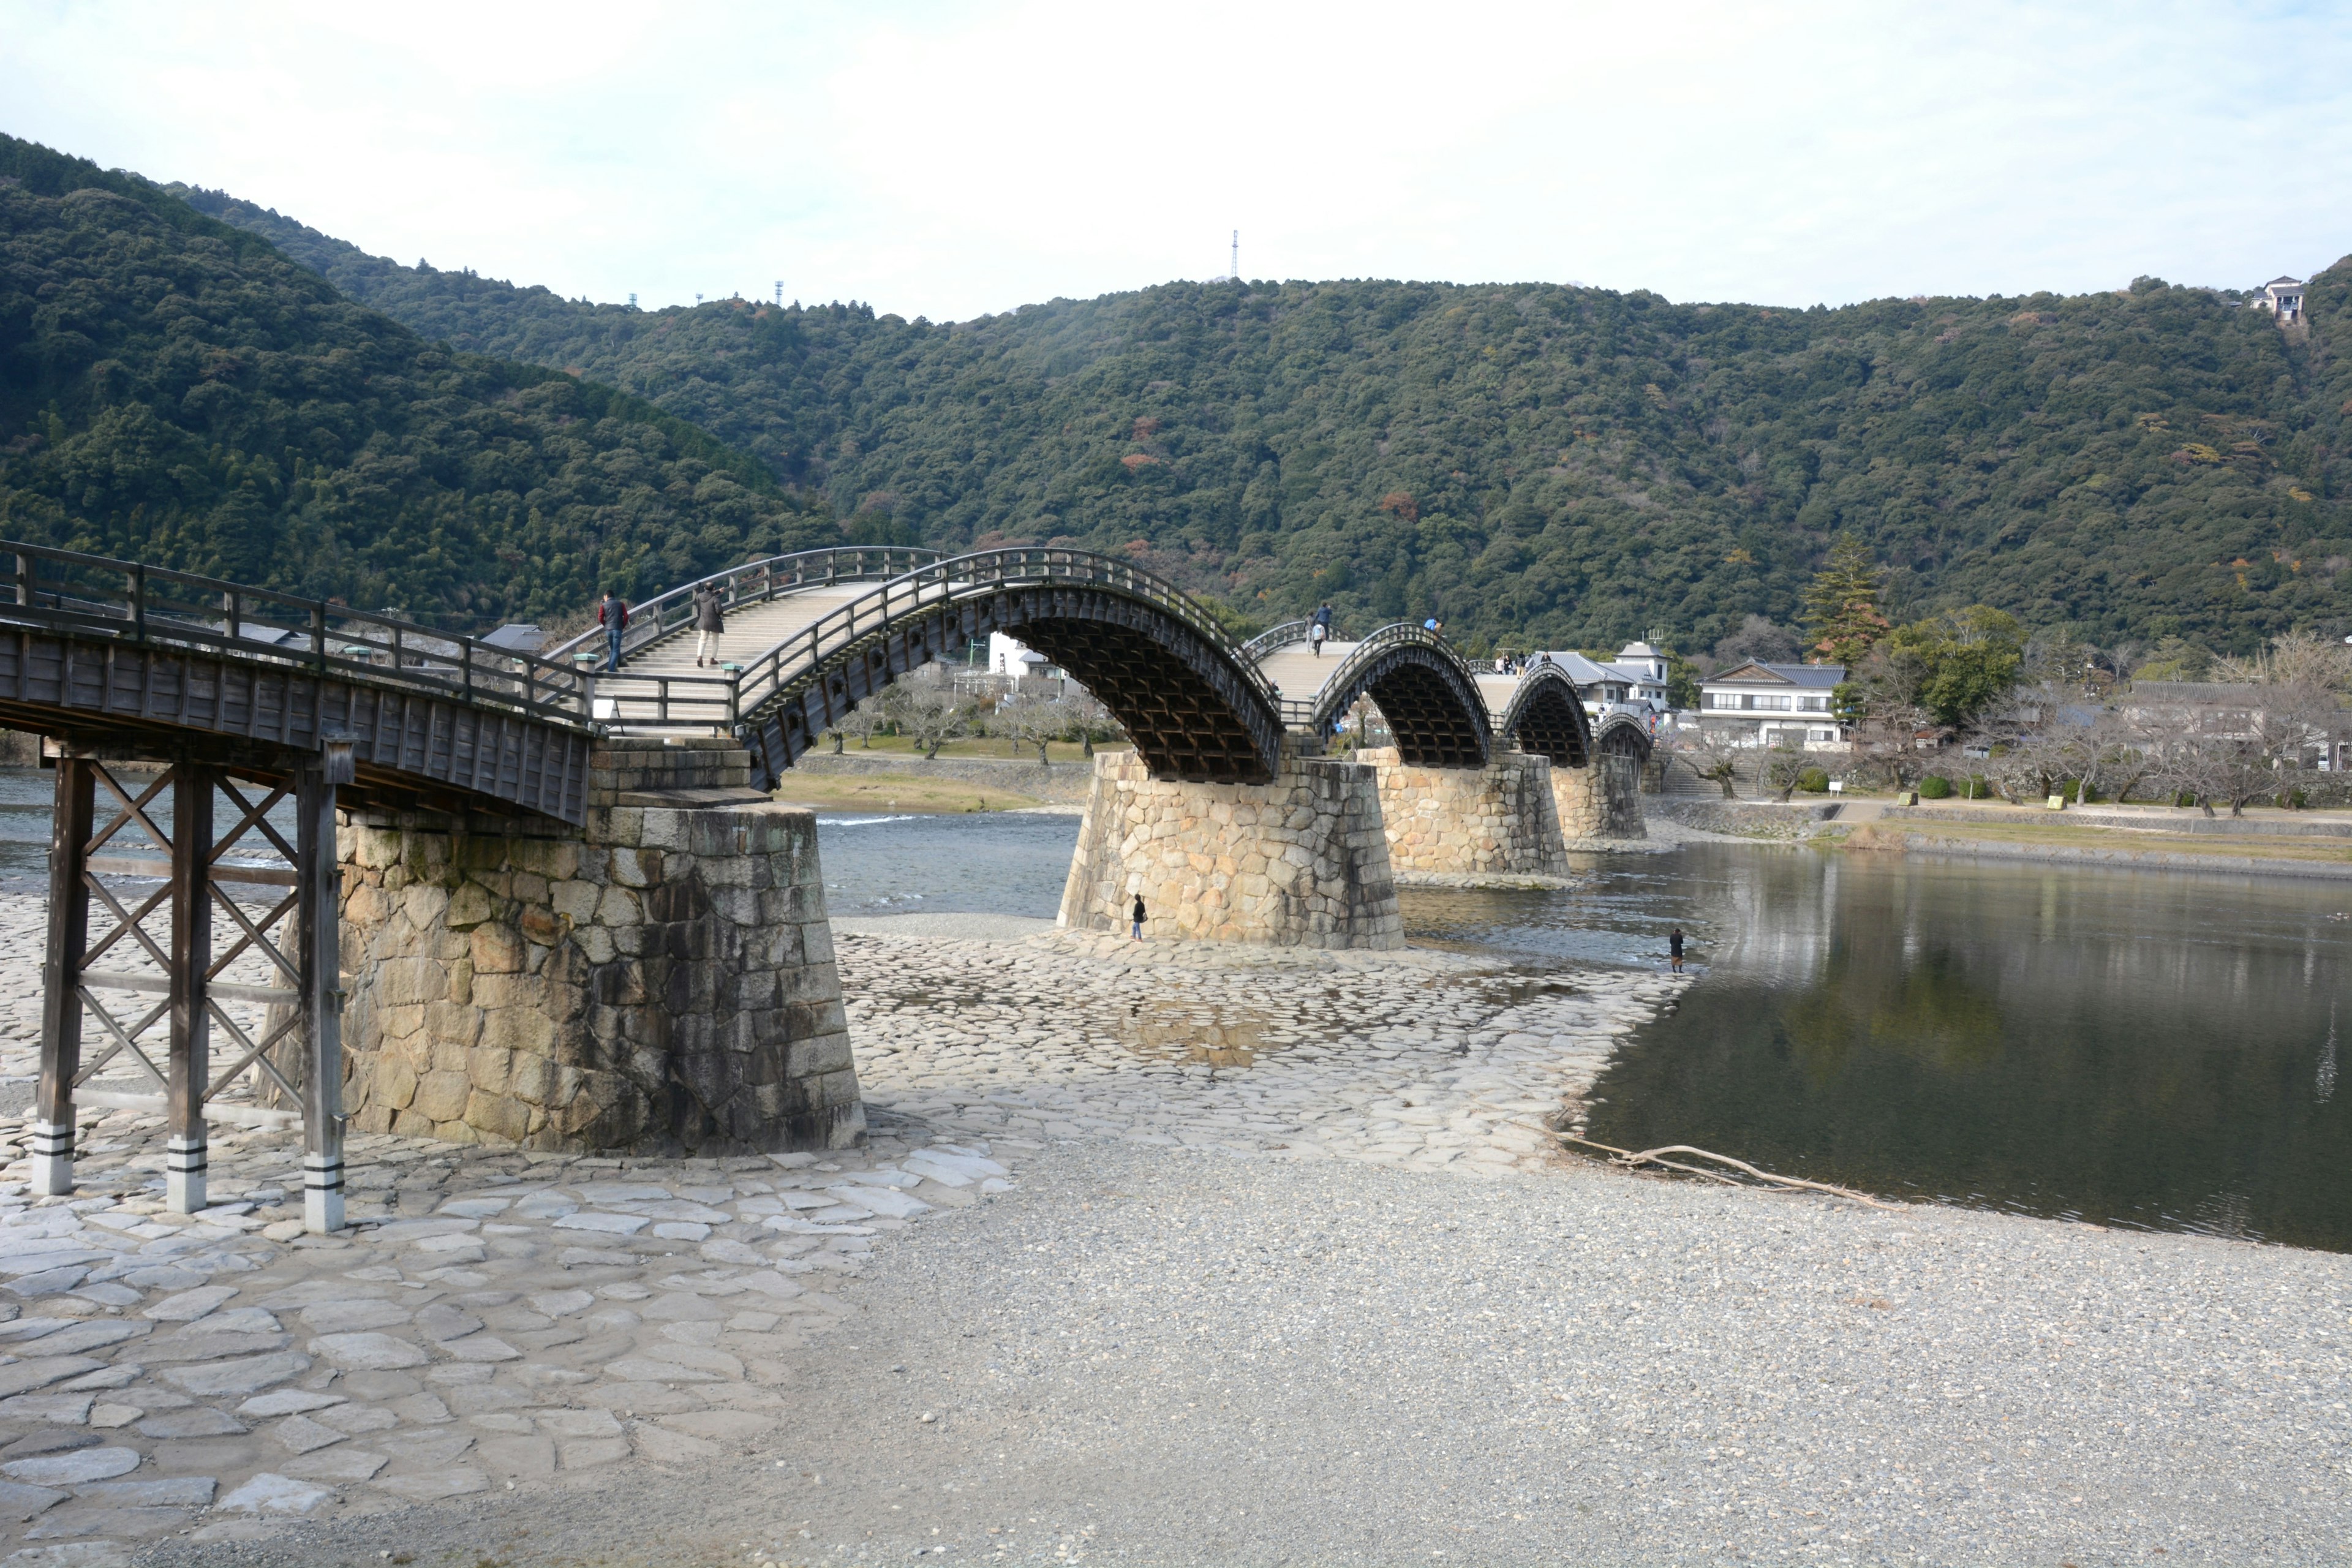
[1669, 927, 1685, 973]
[1131, 894, 1146, 941]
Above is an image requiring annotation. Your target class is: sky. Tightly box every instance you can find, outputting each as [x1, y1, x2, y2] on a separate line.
[6, 0, 2350, 323]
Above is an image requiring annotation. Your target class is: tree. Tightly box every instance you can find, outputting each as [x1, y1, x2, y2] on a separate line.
[1865, 606, 2026, 729]
[989, 687, 1066, 764]
[1761, 741, 1812, 802]
[1709, 613, 1800, 671]
[1669, 726, 1747, 799]
[1801, 538, 1890, 669]
[833, 696, 888, 750]
[881, 664, 974, 760]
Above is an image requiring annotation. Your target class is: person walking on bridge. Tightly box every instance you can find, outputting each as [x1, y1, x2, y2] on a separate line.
[597, 588, 630, 671]
[1311, 602, 1332, 656]
[692, 581, 725, 667]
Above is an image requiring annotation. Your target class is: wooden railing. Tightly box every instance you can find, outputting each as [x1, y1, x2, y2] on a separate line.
[590, 546, 1280, 736]
[0, 540, 593, 728]
[541, 546, 939, 670]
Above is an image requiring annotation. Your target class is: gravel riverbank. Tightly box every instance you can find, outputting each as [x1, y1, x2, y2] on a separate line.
[0, 900, 2340, 1565]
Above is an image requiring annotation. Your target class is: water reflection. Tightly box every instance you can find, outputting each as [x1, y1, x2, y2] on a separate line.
[1428, 847, 2352, 1251]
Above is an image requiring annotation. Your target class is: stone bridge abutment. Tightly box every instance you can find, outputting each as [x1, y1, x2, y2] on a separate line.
[335, 737, 863, 1155]
[1057, 747, 1402, 948]
[1358, 747, 1571, 878]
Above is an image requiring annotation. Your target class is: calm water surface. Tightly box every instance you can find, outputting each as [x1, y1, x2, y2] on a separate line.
[1412, 847, 2352, 1250]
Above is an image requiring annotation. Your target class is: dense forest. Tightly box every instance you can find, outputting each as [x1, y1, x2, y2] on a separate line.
[179, 186, 2352, 656]
[0, 135, 833, 630]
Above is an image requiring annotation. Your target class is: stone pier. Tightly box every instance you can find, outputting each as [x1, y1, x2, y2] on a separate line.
[1552, 755, 1648, 840]
[1058, 747, 1402, 948]
[1360, 747, 1570, 878]
[333, 738, 864, 1154]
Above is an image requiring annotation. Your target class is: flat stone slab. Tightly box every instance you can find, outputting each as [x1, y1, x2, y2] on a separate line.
[74, 1477, 216, 1507]
[551, 1213, 649, 1235]
[0, 1479, 67, 1521]
[370, 1466, 489, 1502]
[308, 1333, 428, 1370]
[158, 1352, 309, 1397]
[271, 1415, 346, 1455]
[141, 1286, 237, 1322]
[217, 1472, 336, 1515]
[1, 1447, 141, 1486]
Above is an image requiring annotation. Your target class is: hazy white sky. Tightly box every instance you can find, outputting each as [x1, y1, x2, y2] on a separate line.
[7, 1, 2348, 321]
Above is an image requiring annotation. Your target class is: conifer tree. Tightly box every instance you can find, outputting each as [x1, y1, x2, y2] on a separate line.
[1803, 537, 1889, 668]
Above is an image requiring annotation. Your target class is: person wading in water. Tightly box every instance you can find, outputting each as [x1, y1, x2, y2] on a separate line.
[1669, 926, 1686, 973]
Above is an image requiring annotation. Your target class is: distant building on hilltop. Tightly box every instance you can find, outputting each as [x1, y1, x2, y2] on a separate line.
[2252, 276, 2305, 322]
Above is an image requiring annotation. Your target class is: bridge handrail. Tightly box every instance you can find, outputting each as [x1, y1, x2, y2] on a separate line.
[1240, 620, 1310, 661]
[590, 546, 1281, 734]
[542, 546, 942, 667]
[1300, 622, 1468, 734]
[0, 539, 592, 728]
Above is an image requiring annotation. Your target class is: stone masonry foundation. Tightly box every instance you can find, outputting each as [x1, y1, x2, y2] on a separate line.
[1058, 747, 1402, 949]
[1361, 747, 1570, 877]
[334, 738, 863, 1154]
[1553, 755, 1648, 840]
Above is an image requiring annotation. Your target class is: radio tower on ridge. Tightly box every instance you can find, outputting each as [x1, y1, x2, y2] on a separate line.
[1229, 230, 1239, 282]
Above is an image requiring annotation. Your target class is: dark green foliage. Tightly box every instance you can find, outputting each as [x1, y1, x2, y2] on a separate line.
[182, 184, 2352, 650]
[0, 137, 832, 628]
[1917, 774, 1952, 798]
[1800, 767, 1832, 793]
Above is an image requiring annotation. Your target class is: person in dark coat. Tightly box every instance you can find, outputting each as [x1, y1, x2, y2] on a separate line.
[1131, 893, 1146, 941]
[1311, 602, 1333, 655]
[692, 582, 725, 667]
[1668, 927, 1685, 973]
[597, 589, 630, 671]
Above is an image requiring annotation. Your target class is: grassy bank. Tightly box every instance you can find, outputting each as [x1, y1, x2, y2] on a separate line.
[1841, 819, 2352, 872]
[771, 771, 1050, 815]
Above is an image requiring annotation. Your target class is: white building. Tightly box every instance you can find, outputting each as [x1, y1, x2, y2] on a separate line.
[2252, 276, 2306, 322]
[1698, 660, 1847, 748]
[1531, 641, 1671, 714]
[986, 632, 1063, 685]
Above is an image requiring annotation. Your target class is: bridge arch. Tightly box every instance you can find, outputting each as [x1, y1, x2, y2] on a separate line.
[1303, 626, 1492, 768]
[1592, 710, 1656, 763]
[1494, 662, 1595, 769]
[620, 551, 1286, 788]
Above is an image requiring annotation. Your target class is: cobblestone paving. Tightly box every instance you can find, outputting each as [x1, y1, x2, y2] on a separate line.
[0, 901, 1669, 1562]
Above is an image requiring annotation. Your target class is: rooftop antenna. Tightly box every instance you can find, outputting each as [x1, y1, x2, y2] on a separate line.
[1230, 229, 1239, 281]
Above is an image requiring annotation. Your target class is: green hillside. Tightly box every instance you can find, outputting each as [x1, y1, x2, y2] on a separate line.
[179, 186, 2352, 655]
[0, 136, 833, 630]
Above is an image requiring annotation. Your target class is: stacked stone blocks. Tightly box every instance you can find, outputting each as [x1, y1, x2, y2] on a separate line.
[335, 738, 863, 1154]
[1058, 747, 1403, 949]
[1361, 747, 1570, 876]
[1553, 755, 1648, 840]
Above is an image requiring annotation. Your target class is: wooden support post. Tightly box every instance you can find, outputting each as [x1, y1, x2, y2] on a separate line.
[33, 756, 92, 1195]
[298, 745, 349, 1233]
[165, 763, 212, 1214]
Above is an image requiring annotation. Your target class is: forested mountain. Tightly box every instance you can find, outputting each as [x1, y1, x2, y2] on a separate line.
[0, 136, 833, 630]
[179, 186, 2352, 656]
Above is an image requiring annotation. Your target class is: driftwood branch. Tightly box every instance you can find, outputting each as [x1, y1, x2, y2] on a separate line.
[1548, 1128, 1900, 1210]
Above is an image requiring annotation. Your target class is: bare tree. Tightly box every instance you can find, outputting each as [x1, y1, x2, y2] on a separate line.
[883, 663, 976, 760]
[1708, 614, 1800, 672]
[1761, 741, 1812, 802]
[834, 696, 888, 750]
[989, 687, 1065, 765]
[1668, 726, 1746, 799]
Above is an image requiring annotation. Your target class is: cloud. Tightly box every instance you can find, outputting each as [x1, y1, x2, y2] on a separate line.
[5, 0, 2349, 320]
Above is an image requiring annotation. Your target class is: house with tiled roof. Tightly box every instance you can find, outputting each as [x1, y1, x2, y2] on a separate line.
[1698, 661, 1847, 748]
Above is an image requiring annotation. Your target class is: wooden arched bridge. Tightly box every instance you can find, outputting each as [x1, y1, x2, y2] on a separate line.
[0, 537, 1653, 1210]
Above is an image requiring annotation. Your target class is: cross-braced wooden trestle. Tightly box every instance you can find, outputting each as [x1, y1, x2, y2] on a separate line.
[36, 744, 353, 1231]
